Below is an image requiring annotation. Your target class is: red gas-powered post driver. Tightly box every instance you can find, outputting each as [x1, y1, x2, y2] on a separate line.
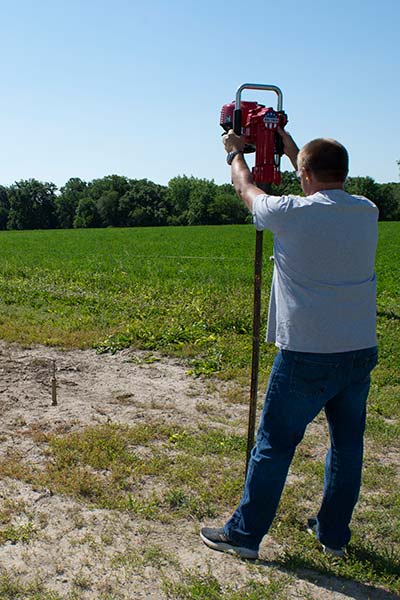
[220, 83, 288, 473]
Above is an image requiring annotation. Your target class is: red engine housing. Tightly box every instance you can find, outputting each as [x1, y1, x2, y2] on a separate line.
[220, 101, 288, 185]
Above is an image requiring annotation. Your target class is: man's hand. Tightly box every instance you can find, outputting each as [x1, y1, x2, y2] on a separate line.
[222, 129, 245, 154]
[277, 127, 299, 169]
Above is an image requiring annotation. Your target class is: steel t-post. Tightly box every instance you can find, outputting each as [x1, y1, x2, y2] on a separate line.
[233, 83, 283, 475]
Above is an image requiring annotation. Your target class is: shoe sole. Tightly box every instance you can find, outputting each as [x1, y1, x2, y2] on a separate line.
[199, 530, 258, 560]
[307, 524, 345, 558]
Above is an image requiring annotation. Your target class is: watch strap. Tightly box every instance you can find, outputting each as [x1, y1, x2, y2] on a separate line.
[226, 151, 242, 165]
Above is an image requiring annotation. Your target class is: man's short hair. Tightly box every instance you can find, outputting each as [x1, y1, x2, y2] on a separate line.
[299, 138, 349, 183]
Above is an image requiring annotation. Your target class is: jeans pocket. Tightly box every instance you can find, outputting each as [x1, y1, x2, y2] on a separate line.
[289, 357, 339, 399]
[352, 350, 378, 384]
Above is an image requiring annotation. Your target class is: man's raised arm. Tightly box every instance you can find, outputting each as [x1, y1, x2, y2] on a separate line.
[222, 128, 300, 211]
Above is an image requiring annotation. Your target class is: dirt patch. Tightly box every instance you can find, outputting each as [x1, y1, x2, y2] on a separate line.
[0, 341, 395, 599]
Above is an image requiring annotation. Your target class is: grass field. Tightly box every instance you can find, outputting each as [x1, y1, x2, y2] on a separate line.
[0, 223, 399, 597]
[0, 223, 399, 382]
[0, 225, 277, 378]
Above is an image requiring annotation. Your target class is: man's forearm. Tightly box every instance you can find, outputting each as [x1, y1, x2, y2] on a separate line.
[286, 147, 299, 170]
[231, 154, 259, 211]
[276, 127, 299, 170]
[223, 129, 269, 210]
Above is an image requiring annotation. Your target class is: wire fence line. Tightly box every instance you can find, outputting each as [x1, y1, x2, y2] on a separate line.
[122, 254, 256, 261]
[125, 254, 275, 263]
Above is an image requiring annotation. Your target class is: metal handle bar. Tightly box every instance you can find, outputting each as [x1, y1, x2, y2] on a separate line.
[235, 83, 283, 111]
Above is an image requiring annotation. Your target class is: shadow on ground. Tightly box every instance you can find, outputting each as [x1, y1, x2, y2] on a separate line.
[256, 545, 400, 600]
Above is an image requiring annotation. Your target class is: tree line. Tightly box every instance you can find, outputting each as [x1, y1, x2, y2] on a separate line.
[0, 172, 399, 231]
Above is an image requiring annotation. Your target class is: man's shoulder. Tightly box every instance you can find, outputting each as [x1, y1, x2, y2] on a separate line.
[349, 193, 379, 211]
[252, 194, 306, 233]
[314, 189, 378, 211]
[255, 193, 308, 212]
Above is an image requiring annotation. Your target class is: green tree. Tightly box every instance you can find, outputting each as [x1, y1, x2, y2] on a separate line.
[186, 177, 217, 225]
[56, 178, 88, 228]
[89, 174, 131, 200]
[207, 188, 248, 224]
[7, 179, 57, 230]
[89, 175, 131, 227]
[167, 176, 191, 225]
[168, 177, 250, 226]
[0, 186, 10, 230]
[96, 190, 121, 227]
[345, 175, 379, 199]
[119, 179, 168, 227]
[376, 183, 400, 221]
[73, 197, 100, 228]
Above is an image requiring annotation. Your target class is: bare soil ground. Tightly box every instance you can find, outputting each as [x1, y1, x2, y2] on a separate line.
[0, 341, 396, 599]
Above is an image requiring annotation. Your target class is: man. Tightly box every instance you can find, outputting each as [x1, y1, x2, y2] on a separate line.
[200, 127, 378, 560]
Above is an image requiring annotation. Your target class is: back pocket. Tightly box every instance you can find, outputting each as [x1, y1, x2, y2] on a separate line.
[289, 357, 339, 399]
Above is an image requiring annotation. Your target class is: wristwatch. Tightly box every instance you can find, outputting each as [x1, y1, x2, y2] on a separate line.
[226, 150, 242, 165]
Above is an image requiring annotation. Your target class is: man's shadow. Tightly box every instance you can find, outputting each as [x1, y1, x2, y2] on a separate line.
[256, 545, 400, 600]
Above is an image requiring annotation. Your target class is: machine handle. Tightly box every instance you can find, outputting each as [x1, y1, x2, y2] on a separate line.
[234, 83, 285, 161]
[235, 83, 283, 112]
[233, 109, 242, 136]
[274, 131, 285, 167]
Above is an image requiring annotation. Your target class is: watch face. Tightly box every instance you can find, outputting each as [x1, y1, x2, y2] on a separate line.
[227, 151, 237, 165]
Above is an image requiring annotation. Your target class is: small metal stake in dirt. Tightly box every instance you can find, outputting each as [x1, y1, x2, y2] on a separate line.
[51, 360, 57, 406]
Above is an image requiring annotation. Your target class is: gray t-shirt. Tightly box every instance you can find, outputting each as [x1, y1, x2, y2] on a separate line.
[252, 189, 378, 353]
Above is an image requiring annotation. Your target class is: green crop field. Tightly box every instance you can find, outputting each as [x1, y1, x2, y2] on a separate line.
[0, 225, 277, 379]
[0, 223, 399, 597]
[0, 223, 398, 378]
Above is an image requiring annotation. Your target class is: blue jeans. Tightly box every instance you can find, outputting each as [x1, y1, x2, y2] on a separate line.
[224, 347, 378, 551]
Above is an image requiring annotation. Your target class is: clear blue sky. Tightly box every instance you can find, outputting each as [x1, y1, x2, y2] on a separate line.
[0, 0, 399, 188]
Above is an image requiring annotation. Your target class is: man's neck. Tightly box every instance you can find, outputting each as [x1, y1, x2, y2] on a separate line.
[310, 181, 345, 194]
